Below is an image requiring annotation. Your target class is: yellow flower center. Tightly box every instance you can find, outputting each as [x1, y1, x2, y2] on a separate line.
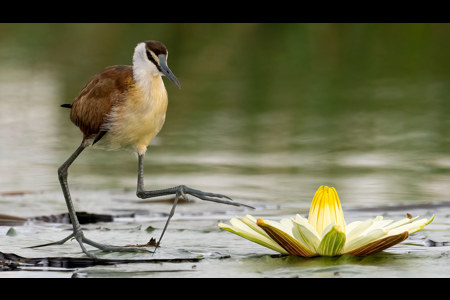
[308, 185, 346, 236]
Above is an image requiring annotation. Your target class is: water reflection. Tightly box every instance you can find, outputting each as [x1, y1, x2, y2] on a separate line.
[0, 65, 61, 191]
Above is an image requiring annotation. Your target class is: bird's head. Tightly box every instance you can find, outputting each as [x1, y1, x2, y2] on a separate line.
[133, 40, 181, 88]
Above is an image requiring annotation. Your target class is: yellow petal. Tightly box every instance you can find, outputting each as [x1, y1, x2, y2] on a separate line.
[308, 186, 346, 236]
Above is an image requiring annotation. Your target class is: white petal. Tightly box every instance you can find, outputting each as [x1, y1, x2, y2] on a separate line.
[294, 214, 309, 224]
[346, 217, 392, 244]
[364, 216, 394, 233]
[345, 220, 363, 234]
[262, 218, 317, 254]
[257, 218, 315, 257]
[321, 221, 337, 239]
[295, 214, 321, 239]
[384, 216, 419, 231]
[240, 215, 270, 238]
[229, 218, 253, 233]
[388, 215, 434, 236]
[280, 218, 295, 232]
[219, 218, 288, 254]
[292, 219, 321, 252]
[262, 219, 294, 236]
[345, 218, 374, 244]
[343, 228, 388, 253]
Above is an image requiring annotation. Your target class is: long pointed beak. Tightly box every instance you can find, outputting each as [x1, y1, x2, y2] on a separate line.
[159, 54, 181, 88]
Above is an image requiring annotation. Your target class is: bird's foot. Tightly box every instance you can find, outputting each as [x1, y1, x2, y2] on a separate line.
[137, 185, 254, 209]
[136, 185, 254, 252]
[28, 228, 154, 258]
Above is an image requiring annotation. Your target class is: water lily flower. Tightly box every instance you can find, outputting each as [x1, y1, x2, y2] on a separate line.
[218, 185, 434, 257]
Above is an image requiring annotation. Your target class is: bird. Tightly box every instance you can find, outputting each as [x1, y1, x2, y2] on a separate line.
[31, 40, 253, 258]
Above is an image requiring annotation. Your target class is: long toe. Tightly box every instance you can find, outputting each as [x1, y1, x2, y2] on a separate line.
[183, 186, 232, 200]
[182, 186, 254, 209]
[27, 233, 75, 249]
[82, 237, 154, 254]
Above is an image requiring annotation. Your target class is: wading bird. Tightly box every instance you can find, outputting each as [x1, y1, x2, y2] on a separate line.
[32, 40, 252, 257]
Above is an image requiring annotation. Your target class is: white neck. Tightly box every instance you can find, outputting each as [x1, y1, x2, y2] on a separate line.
[132, 42, 161, 86]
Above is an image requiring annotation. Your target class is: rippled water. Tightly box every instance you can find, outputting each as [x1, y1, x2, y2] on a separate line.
[0, 23, 449, 277]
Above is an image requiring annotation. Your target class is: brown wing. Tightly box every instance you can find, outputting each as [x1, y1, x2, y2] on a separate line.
[69, 65, 134, 143]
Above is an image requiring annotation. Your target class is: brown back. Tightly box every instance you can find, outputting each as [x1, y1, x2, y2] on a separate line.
[69, 65, 134, 142]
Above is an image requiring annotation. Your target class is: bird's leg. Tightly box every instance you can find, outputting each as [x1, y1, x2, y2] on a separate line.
[136, 154, 254, 248]
[29, 142, 153, 258]
[29, 143, 93, 256]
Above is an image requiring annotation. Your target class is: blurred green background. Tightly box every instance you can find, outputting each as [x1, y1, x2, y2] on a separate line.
[0, 23, 449, 208]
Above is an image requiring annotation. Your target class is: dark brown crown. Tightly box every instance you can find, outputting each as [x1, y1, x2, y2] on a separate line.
[144, 40, 168, 56]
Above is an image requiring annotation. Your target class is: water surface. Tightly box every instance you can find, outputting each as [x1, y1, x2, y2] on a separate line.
[0, 23, 449, 277]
